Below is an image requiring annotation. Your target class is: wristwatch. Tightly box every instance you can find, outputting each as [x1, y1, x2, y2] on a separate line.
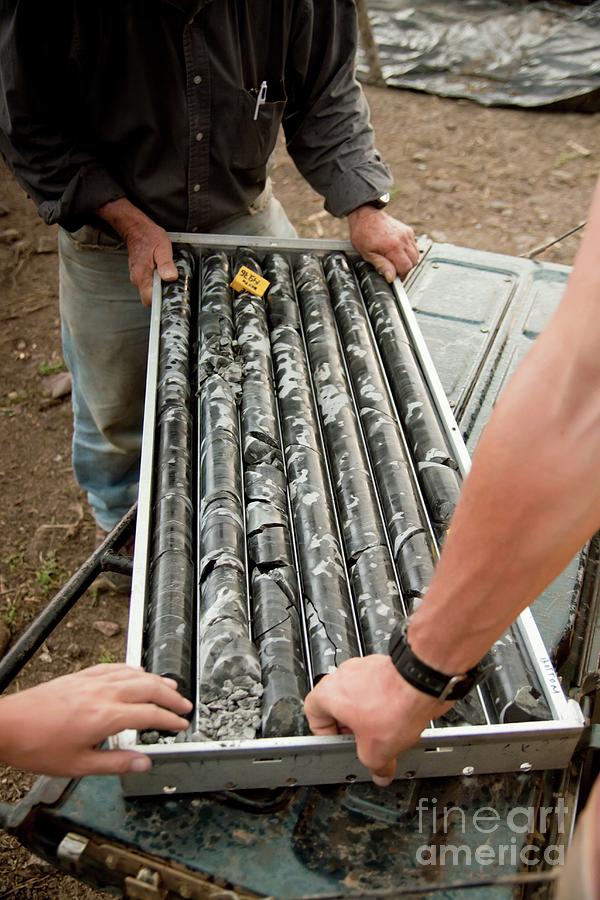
[388, 621, 493, 702]
[364, 192, 390, 210]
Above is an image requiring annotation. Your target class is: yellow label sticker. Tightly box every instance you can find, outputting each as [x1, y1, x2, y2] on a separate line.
[230, 266, 270, 298]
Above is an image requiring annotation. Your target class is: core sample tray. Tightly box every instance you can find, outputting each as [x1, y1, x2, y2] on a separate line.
[119, 234, 583, 797]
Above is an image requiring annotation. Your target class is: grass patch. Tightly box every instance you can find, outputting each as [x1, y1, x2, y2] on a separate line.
[3, 551, 25, 572]
[2, 601, 17, 627]
[38, 358, 65, 377]
[35, 551, 61, 595]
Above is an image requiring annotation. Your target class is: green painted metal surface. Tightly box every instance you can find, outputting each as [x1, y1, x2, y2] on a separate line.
[40, 770, 559, 897]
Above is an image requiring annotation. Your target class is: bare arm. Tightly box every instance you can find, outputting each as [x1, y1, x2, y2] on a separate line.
[306, 177, 600, 783]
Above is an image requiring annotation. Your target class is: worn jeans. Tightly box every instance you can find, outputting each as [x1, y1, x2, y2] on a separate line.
[59, 185, 297, 531]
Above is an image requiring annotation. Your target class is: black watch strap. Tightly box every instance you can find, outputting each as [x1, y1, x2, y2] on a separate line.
[388, 622, 491, 702]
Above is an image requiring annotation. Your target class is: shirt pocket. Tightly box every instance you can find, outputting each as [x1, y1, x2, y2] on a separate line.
[232, 82, 287, 175]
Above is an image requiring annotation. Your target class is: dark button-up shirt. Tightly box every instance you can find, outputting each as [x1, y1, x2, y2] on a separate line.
[0, 0, 392, 233]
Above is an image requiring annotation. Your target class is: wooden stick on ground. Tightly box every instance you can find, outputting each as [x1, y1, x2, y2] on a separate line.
[355, 0, 385, 86]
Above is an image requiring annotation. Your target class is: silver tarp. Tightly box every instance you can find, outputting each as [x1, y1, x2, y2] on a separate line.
[359, 0, 600, 108]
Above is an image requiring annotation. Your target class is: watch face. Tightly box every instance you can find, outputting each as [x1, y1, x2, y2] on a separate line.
[371, 193, 390, 209]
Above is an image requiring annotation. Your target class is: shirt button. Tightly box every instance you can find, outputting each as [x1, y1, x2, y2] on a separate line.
[193, 184, 201, 193]
[193, 75, 202, 85]
[195, 132, 204, 142]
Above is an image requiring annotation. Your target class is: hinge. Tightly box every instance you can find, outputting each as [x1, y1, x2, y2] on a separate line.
[124, 866, 166, 900]
[56, 832, 89, 872]
[89, 839, 251, 899]
[575, 723, 600, 754]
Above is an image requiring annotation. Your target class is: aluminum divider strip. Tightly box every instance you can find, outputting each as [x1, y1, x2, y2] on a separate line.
[238, 405, 252, 638]
[122, 273, 164, 751]
[193, 256, 203, 737]
[126, 272, 163, 668]
[392, 278, 472, 477]
[167, 233, 356, 253]
[515, 609, 581, 723]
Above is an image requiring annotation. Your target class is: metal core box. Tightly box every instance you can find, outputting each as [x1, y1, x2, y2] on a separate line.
[118, 233, 584, 797]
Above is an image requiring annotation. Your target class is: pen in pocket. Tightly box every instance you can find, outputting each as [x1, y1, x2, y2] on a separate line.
[253, 80, 268, 120]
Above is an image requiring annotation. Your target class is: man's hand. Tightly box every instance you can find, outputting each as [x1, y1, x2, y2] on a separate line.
[97, 198, 178, 306]
[348, 207, 419, 282]
[0, 664, 192, 777]
[305, 655, 449, 786]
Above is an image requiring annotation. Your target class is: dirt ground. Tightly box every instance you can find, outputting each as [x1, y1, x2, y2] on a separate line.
[0, 85, 598, 899]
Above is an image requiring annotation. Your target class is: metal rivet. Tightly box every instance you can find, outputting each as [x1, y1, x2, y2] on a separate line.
[286, 777, 298, 786]
[162, 784, 177, 794]
[462, 765, 475, 776]
[345, 774, 357, 783]
[404, 770, 416, 779]
[520, 762, 532, 772]
[225, 782, 236, 790]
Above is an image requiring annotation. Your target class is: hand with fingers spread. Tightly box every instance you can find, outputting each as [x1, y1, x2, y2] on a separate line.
[96, 197, 179, 306]
[347, 206, 419, 282]
[304, 655, 449, 786]
[0, 663, 192, 776]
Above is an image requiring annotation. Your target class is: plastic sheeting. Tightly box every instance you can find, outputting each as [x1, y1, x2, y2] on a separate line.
[358, 1, 600, 109]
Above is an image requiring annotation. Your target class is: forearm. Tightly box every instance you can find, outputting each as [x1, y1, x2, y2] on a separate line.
[96, 197, 154, 241]
[96, 198, 177, 306]
[410, 184, 600, 672]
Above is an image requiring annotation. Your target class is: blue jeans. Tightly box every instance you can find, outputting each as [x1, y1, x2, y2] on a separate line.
[59, 186, 297, 531]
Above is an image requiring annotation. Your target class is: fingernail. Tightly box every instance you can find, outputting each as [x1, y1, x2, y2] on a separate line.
[162, 677, 178, 688]
[129, 756, 152, 773]
[372, 774, 393, 788]
[164, 265, 178, 279]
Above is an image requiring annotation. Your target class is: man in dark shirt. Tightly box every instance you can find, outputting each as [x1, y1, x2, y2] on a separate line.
[0, 0, 418, 548]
